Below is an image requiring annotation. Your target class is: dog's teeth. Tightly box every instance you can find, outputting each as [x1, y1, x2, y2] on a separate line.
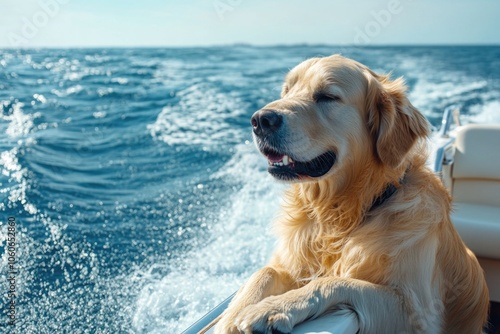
[268, 155, 290, 167]
[283, 155, 289, 166]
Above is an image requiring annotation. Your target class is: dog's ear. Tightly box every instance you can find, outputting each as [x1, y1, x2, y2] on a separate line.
[365, 71, 429, 168]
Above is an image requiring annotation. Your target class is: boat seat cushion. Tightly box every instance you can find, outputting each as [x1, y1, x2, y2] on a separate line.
[451, 203, 500, 260]
[453, 180, 500, 207]
[452, 124, 500, 181]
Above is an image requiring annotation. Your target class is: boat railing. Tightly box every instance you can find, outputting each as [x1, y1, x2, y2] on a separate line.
[434, 105, 460, 174]
[182, 293, 235, 334]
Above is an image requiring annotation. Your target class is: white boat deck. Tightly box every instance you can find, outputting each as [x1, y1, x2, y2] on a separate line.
[202, 309, 359, 334]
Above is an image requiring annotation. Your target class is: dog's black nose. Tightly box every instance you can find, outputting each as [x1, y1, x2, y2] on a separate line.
[251, 109, 283, 137]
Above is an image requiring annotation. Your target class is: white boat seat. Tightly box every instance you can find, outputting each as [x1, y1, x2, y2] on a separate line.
[444, 124, 500, 302]
[449, 124, 500, 260]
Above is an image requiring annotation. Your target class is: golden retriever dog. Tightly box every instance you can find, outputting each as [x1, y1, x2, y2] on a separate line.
[212, 55, 489, 333]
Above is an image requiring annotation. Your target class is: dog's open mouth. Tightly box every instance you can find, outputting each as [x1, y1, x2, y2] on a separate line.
[263, 148, 336, 180]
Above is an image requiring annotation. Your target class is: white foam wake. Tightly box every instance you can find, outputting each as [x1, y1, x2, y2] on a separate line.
[465, 100, 500, 124]
[0, 102, 39, 138]
[132, 142, 285, 333]
[148, 82, 248, 148]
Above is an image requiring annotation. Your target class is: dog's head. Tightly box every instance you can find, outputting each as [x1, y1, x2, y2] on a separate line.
[251, 55, 429, 182]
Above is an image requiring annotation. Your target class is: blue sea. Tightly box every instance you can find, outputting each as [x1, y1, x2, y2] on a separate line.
[1, 46, 500, 333]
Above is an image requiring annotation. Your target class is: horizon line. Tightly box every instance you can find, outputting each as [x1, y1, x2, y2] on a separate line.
[1, 42, 500, 50]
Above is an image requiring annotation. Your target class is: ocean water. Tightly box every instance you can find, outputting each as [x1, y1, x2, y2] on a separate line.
[0, 46, 499, 333]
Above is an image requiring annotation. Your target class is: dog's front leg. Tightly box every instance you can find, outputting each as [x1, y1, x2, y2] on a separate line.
[213, 266, 298, 334]
[234, 277, 416, 334]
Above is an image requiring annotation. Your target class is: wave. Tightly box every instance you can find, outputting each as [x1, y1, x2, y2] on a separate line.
[1, 102, 39, 138]
[148, 82, 249, 148]
[132, 143, 283, 333]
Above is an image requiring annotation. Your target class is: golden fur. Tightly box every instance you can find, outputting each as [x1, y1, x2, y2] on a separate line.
[211, 55, 489, 334]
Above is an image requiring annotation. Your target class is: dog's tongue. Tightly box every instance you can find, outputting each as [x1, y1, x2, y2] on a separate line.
[267, 153, 284, 163]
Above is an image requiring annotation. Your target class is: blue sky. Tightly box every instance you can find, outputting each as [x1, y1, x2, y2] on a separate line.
[1, 0, 499, 47]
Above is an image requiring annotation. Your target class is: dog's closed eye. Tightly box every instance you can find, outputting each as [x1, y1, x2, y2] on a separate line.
[313, 92, 340, 103]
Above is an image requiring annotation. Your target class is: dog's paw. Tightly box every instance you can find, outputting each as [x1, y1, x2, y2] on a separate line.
[214, 313, 242, 334]
[234, 296, 296, 334]
[213, 317, 239, 334]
